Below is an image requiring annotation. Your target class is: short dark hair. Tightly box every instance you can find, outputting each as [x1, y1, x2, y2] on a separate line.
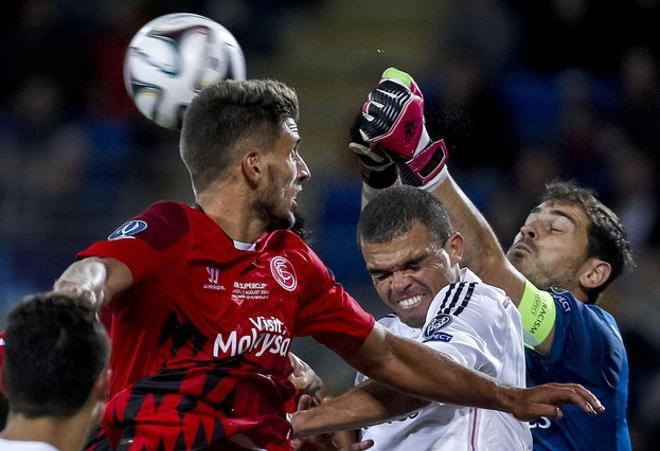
[540, 180, 635, 302]
[4, 294, 109, 418]
[180, 79, 299, 193]
[358, 186, 454, 246]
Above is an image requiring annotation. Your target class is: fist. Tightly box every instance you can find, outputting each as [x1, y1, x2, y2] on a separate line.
[361, 68, 426, 160]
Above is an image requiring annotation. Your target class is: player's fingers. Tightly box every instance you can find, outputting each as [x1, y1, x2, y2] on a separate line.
[547, 406, 563, 420]
[569, 384, 604, 413]
[341, 439, 374, 451]
[549, 386, 599, 416]
[297, 394, 313, 412]
[366, 99, 385, 116]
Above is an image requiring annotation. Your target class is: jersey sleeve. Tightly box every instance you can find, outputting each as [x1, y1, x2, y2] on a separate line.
[292, 247, 375, 357]
[77, 201, 190, 283]
[534, 285, 626, 390]
[420, 282, 506, 377]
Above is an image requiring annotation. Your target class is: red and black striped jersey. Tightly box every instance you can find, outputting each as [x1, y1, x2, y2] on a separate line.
[79, 201, 375, 450]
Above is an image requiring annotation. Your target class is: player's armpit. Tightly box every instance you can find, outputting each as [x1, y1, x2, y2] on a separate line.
[53, 257, 133, 309]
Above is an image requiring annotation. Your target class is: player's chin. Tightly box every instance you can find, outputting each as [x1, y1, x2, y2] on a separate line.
[506, 249, 525, 266]
[395, 303, 428, 328]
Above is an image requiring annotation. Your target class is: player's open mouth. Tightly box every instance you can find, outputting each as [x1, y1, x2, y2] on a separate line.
[397, 295, 423, 309]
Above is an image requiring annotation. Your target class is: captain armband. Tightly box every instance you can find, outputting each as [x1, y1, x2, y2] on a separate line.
[518, 280, 556, 349]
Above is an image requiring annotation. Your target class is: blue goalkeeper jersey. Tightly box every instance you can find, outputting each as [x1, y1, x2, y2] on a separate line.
[525, 287, 631, 451]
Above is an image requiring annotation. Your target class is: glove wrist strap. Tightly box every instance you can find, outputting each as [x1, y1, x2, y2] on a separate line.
[363, 161, 398, 189]
[396, 139, 449, 188]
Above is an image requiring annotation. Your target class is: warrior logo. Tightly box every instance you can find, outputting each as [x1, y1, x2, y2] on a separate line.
[203, 266, 225, 291]
[206, 266, 220, 284]
[270, 256, 297, 291]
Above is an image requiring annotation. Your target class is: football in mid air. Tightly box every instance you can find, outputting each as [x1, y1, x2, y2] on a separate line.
[124, 13, 246, 129]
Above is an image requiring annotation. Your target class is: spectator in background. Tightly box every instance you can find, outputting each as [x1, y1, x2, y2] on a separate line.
[0, 293, 109, 451]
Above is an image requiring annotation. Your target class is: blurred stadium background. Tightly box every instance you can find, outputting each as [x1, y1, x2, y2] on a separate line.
[0, 0, 658, 446]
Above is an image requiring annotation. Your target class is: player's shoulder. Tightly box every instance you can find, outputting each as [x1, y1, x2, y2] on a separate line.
[131, 200, 192, 227]
[546, 286, 616, 323]
[262, 229, 316, 263]
[105, 200, 192, 248]
[140, 200, 194, 219]
[432, 269, 509, 316]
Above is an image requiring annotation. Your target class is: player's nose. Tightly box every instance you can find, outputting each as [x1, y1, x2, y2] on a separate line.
[296, 154, 311, 182]
[520, 223, 538, 240]
[390, 270, 412, 293]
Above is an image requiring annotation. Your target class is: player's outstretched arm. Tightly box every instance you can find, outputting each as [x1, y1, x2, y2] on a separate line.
[303, 323, 603, 436]
[291, 379, 424, 437]
[354, 68, 526, 304]
[53, 257, 133, 309]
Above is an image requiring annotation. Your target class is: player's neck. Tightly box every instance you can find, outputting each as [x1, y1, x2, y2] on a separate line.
[1, 408, 94, 451]
[196, 183, 264, 243]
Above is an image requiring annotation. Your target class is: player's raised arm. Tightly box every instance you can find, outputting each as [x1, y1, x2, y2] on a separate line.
[53, 257, 133, 309]
[350, 68, 525, 305]
[430, 176, 526, 302]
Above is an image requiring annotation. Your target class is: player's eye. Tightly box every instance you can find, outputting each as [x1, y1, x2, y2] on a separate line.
[371, 272, 390, 282]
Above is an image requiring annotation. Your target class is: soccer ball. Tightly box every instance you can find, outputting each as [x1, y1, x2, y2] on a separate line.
[124, 13, 246, 130]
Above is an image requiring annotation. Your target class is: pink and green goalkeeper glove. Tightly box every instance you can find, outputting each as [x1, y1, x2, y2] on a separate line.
[359, 67, 449, 189]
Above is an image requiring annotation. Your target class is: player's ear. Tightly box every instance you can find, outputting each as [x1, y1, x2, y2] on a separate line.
[94, 368, 110, 403]
[241, 149, 264, 186]
[579, 258, 611, 290]
[445, 232, 464, 265]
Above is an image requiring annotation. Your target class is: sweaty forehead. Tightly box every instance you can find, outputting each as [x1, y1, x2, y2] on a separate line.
[283, 118, 300, 140]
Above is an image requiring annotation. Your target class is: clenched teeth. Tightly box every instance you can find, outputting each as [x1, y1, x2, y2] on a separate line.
[397, 295, 422, 308]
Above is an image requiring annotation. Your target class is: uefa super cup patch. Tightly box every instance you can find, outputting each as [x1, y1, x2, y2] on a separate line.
[423, 313, 453, 338]
[108, 220, 148, 240]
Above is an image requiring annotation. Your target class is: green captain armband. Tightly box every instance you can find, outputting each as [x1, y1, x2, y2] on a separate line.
[519, 280, 556, 349]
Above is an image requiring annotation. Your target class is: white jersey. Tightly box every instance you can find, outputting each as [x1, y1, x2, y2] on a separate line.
[0, 438, 58, 451]
[356, 268, 532, 451]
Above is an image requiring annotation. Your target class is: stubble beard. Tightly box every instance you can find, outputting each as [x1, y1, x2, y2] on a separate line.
[508, 251, 581, 291]
[253, 170, 296, 232]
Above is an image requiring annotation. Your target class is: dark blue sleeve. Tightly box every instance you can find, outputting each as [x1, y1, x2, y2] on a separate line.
[540, 288, 625, 391]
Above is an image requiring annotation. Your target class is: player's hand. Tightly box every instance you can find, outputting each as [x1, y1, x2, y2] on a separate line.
[348, 114, 397, 189]
[288, 353, 330, 405]
[359, 67, 449, 189]
[291, 395, 374, 451]
[53, 258, 107, 309]
[508, 383, 604, 422]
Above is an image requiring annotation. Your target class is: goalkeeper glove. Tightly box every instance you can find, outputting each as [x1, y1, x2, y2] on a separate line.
[360, 67, 449, 189]
[348, 113, 397, 189]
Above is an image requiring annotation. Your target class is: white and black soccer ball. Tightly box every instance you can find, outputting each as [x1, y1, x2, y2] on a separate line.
[124, 13, 246, 130]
